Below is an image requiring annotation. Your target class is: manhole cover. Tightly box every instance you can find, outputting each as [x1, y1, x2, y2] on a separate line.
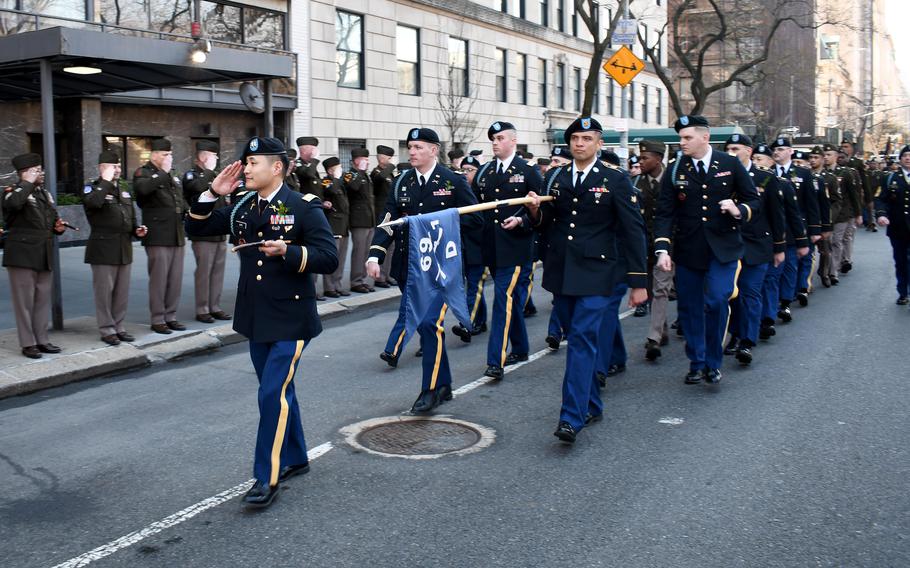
[340, 416, 496, 459]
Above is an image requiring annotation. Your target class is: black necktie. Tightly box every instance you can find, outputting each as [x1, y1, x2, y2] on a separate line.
[258, 199, 269, 214]
[497, 162, 504, 175]
[697, 161, 706, 177]
[575, 170, 583, 189]
[779, 166, 786, 177]
[418, 175, 426, 191]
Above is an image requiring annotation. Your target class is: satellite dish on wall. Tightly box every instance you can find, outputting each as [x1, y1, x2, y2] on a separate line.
[240, 82, 265, 114]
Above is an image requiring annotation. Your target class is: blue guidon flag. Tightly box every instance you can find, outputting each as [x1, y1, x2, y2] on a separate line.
[401, 209, 471, 343]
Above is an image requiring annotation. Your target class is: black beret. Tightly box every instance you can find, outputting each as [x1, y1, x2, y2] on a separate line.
[551, 145, 570, 158]
[793, 150, 807, 161]
[809, 145, 824, 156]
[407, 127, 440, 145]
[487, 121, 516, 140]
[564, 116, 603, 141]
[196, 140, 219, 153]
[753, 143, 772, 157]
[351, 148, 369, 158]
[469, 149, 482, 156]
[397, 162, 413, 170]
[286, 148, 297, 158]
[461, 156, 482, 169]
[724, 133, 753, 148]
[242, 136, 287, 160]
[900, 145, 910, 158]
[150, 138, 172, 152]
[12, 152, 41, 171]
[296, 136, 319, 147]
[638, 139, 666, 156]
[377, 145, 395, 157]
[537, 157, 550, 166]
[628, 155, 640, 166]
[515, 150, 525, 159]
[98, 150, 121, 165]
[769, 137, 792, 149]
[840, 138, 854, 145]
[598, 149, 620, 166]
[822, 143, 838, 152]
[673, 115, 709, 132]
[525, 152, 534, 159]
[322, 156, 340, 171]
[447, 148, 465, 160]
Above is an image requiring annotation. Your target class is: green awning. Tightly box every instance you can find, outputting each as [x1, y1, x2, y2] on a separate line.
[549, 126, 746, 146]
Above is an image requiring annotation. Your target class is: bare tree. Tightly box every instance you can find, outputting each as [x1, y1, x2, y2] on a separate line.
[434, 42, 488, 154]
[573, 1, 625, 116]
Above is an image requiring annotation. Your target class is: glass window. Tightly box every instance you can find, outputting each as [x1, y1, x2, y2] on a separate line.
[607, 80, 614, 116]
[556, 62, 565, 109]
[556, 0, 563, 32]
[657, 88, 663, 124]
[628, 82, 635, 119]
[201, 1, 241, 44]
[594, 78, 600, 114]
[538, 58, 547, 107]
[338, 139, 366, 171]
[642, 84, 649, 123]
[501, 0, 507, 12]
[22, 0, 86, 21]
[397, 25, 420, 95]
[150, 0, 192, 33]
[495, 48, 507, 103]
[517, 53, 527, 105]
[99, 0, 148, 29]
[573, 67, 581, 112]
[539, 0, 548, 27]
[518, 0, 525, 19]
[336, 10, 363, 89]
[245, 6, 285, 50]
[448, 37, 468, 97]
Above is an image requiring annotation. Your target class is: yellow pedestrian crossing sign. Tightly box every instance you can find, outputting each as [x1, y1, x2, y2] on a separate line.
[603, 46, 644, 88]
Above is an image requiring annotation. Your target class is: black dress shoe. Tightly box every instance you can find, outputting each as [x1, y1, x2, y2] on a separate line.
[411, 389, 441, 413]
[316, 295, 326, 301]
[735, 347, 753, 366]
[759, 323, 776, 339]
[796, 291, 809, 307]
[554, 422, 577, 444]
[660, 335, 669, 346]
[670, 319, 679, 329]
[374, 280, 391, 288]
[379, 351, 399, 368]
[840, 261, 852, 274]
[545, 335, 561, 350]
[37, 343, 61, 354]
[278, 463, 310, 483]
[724, 337, 738, 355]
[101, 334, 121, 346]
[504, 352, 529, 366]
[633, 304, 648, 317]
[166, 320, 186, 331]
[324, 290, 341, 298]
[452, 324, 472, 343]
[645, 339, 662, 361]
[387, 278, 398, 287]
[437, 384, 453, 403]
[596, 371, 607, 389]
[242, 480, 280, 509]
[830, 276, 839, 285]
[484, 365, 504, 380]
[675, 324, 684, 336]
[415, 348, 423, 357]
[211, 311, 232, 320]
[471, 322, 487, 335]
[705, 368, 722, 384]
[195, 313, 216, 324]
[821, 275, 831, 288]
[351, 284, 372, 293]
[777, 307, 792, 323]
[897, 296, 909, 306]
[21, 346, 42, 359]
[151, 323, 172, 334]
[684, 369, 705, 384]
[116, 332, 136, 342]
[607, 363, 626, 377]
[523, 305, 537, 317]
[584, 412, 603, 425]
[338, 290, 352, 296]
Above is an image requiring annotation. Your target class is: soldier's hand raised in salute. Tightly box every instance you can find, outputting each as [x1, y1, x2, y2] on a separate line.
[210, 161, 244, 196]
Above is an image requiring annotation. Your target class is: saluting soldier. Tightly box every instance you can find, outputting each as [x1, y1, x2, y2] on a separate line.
[183, 140, 231, 324]
[345, 148, 376, 293]
[83, 151, 147, 345]
[2, 153, 67, 359]
[293, 137, 322, 195]
[134, 138, 187, 334]
[452, 155, 488, 342]
[471, 121, 543, 380]
[366, 127, 481, 413]
[285, 148, 301, 191]
[654, 116, 760, 385]
[516, 116, 647, 444]
[543, 145, 572, 350]
[371, 145, 397, 288]
[320, 157, 351, 298]
[875, 145, 910, 305]
[185, 137, 338, 509]
[723, 135, 786, 365]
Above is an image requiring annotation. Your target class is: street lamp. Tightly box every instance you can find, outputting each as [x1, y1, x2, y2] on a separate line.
[190, 38, 211, 64]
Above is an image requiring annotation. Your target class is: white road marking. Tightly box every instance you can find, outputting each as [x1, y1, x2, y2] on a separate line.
[658, 417, 685, 426]
[54, 306, 639, 566]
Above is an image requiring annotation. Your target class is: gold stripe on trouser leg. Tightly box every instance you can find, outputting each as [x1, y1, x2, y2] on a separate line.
[429, 303, 448, 390]
[500, 266, 521, 367]
[391, 329, 406, 357]
[470, 272, 487, 322]
[269, 340, 304, 487]
[722, 260, 743, 345]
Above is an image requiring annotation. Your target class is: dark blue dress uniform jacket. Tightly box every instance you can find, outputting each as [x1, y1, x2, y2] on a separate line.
[779, 176, 809, 248]
[533, 163, 648, 296]
[472, 157, 543, 267]
[370, 163, 481, 284]
[185, 184, 338, 343]
[875, 171, 910, 240]
[654, 151, 760, 270]
[743, 165, 787, 266]
[784, 165, 822, 237]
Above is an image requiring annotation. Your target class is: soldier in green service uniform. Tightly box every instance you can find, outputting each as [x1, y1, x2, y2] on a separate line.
[285, 148, 301, 191]
[835, 148, 865, 275]
[83, 151, 147, 345]
[183, 139, 232, 324]
[320, 157, 350, 298]
[2, 153, 68, 358]
[134, 137, 188, 334]
[824, 144, 862, 284]
[344, 147, 375, 293]
[293, 136, 322, 196]
[810, 145, 838, 287]
[370, 145, 396, 288]
[841, 139, 874, 231]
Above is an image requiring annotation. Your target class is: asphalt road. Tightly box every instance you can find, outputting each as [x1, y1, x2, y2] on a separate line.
[1, 230, 907, 568]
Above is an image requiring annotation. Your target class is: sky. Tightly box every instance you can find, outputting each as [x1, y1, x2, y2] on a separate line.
[884, 0, 910, 89]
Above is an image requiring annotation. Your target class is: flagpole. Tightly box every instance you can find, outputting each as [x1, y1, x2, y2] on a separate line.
[376, 195, 555, 229]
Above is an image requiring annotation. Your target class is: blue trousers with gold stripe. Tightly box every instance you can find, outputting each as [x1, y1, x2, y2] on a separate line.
[249, 340, 309, 487]
[676, 258, 740, 371]
[418, 295, 452, 391]
[761, 260, 783, 322]
[796, 241, 816, 292]
[486, 264, 532, 367]
[554, 294, 611, 431]
[383, 282, 410, 358]
[731, 262, 769, 345]
[779, 246, 799, 303]
[464, 264, 488, 330]
[595, 283, 628, 376]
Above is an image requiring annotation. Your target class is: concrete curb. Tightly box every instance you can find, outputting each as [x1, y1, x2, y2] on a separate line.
[0, 288, 401, 400]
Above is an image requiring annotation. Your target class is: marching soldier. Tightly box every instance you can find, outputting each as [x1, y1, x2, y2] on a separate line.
[811, 145, 838, 287]
[285, 149, 301, 191]
[447, 148, 465, 171]
[2, 153, 67, 359]
[543, 145, 572, 350]
[83, 151, 147, 345]
[185, 136, 338, 509]
[367, 127, 481, 412]
[471, 121, 543, 380]
[371, 145, 397, 288]
[875, 145, 910, 305]
[452, 155, 488, 341]
[841, 139, 874, 231]
[628, 154, 642, 178]
[793, 149, 831, 305]
[654, 116, 759, 385]
[515, 116, 647, 443]
[134, 138, 187, 334]
[321, 157, 351, 298]
[293, 137, 322, 196]
[835, 149, 864, 274]
[345, 148, 376, 293]
[183, 140, 231, 324]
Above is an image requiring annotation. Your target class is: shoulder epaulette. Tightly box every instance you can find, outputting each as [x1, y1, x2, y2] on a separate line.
[302, 193, 318, 202]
